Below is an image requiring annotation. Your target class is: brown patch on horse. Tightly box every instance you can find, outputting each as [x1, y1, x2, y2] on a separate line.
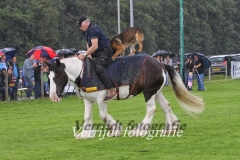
[110, 27, 144, 60]
[130, 57, 165, 102]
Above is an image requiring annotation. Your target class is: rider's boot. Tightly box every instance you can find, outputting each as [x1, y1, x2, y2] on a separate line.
[103, 88, 117, 102]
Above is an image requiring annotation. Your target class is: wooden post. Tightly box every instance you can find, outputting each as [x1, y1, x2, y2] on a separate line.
[41, 70, 44, 98]
[225, 61, 228, 79]
[5, 71, 8, 100]
[209, 68, 211, 81]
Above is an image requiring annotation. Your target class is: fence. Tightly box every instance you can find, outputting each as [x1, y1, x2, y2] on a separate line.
[208, 61, 228, 81]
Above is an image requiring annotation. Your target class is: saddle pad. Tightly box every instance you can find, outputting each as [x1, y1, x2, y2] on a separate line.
[81, 54, 149, 92]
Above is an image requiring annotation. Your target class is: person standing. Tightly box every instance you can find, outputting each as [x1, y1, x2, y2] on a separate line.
[172, 52, 180, 73]
[0, 55, 7, 70]
[163, 55, 172, 86]
[34, 57, 50, 98]
[43, 69, 49, 95]
[194, 54, 205, 91]
[155, 55, 164, 63]
[34, 59, 42, 99]
[8, 56, 20, 100]
[23, 54, 37, 99]
[76, 15, 116, 102]
[184, 56, 194, 89]
[42, 58, 50, 95]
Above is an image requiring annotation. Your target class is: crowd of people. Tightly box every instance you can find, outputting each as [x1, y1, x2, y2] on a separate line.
[0, 53, 51, 101]
[154, 52, 205, 91]
[0, 47, 81, 101]
[0, 55, 20, 100]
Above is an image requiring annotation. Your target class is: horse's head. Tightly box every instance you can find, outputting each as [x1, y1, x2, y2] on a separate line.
[48, 59, 68, 102]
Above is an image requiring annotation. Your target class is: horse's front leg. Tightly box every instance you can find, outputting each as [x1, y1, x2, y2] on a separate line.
[75, 98, 95, 139]
[129, 95, 157, 136]
[97, 101, 122, 137]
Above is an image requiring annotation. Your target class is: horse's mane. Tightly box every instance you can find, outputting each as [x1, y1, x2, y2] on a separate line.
[59, 57, 82, 81]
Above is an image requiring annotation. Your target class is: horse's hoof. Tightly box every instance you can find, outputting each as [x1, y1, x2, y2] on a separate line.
[75, 130, 95, 139]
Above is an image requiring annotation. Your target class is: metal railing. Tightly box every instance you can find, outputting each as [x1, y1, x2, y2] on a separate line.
[208, 61, 228, 81]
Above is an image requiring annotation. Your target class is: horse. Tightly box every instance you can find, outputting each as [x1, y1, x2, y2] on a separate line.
[47, 55, 204, 139]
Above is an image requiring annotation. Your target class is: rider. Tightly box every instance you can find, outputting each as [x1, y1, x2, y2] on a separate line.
[77, 15, 116, 102]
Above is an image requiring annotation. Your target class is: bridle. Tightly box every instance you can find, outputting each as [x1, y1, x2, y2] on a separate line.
[54, 70, 68, 98]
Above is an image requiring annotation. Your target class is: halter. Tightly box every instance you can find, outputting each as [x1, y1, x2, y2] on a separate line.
[54, 69, 68, 98]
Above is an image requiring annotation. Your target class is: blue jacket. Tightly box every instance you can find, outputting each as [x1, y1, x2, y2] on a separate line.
[8, 60, 20, 80]
[0, 62, 7, 70]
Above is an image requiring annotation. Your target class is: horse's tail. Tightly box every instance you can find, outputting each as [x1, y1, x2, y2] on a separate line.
[164, 64, 205, 117]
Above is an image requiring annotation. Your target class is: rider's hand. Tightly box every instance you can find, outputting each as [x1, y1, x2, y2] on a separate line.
[77, 54, 86, 60]
[78, 53, 92, 60]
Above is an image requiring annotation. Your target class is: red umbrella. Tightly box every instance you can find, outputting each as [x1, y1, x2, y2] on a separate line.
[26, 46, 57, 60]
[0, 51, 5, 58]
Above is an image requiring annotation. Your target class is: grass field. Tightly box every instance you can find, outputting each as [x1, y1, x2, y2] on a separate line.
[0, 77, 240, 160]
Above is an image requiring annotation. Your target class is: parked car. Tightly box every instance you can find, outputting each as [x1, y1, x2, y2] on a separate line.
[209, 55, 236, 75]
[231, 54, 240, 61]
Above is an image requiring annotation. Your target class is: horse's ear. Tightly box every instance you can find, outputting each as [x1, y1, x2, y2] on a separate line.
[46, 62, 51, 68]
[60, 63, 66, 69]
[56, 59, 61, 66]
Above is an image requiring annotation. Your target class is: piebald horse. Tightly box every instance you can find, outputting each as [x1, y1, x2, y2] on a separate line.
[48, 56, 204, 139]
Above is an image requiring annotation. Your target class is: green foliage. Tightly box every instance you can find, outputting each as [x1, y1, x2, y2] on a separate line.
[0, 0, 240, 59]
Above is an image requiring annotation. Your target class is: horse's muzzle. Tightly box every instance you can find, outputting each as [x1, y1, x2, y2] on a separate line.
[50, 92, 61, 103]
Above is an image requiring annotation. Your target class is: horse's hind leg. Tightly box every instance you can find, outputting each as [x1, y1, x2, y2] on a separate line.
[129, 95, 157, 136]
[97, 101, 122, 137]
[155, 91, 179, 131]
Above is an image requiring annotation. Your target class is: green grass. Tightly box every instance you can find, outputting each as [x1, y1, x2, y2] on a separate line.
[1, 78, 240, 160]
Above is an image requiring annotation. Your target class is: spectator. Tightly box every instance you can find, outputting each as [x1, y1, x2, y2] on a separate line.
[172, 52, 180, 73]
[43, 69, 49, 95]
[164, 55, 172, 86]
[50, 57, 58, 64]
[34, 57, 50, 98]
[8, 56, 20, 100]
[0, 68, 13, 101]
[41, 57, 50, 95]
[7, 68, 15, 100]
[155, 55, 164, 63]
[34, 59, 42, 99]
[184, 56, 194, 88]
[58, 55, 63, 60]
[194, 54, 205, 91]
[23, 54, 38, 99]
[0, 55, 7, 70]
